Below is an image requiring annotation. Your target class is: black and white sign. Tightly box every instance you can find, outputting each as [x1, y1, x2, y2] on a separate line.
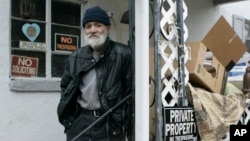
[164, 107, 198, 141]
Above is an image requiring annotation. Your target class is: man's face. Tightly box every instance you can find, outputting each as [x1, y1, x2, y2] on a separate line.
[83, 22, 111, 51]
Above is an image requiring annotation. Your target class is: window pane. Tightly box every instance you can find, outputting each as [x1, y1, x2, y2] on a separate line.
[52, 1, 81, 26]
[11, 50, 46, 77]
[52, 54, 68, 77]
[11, 19, 45, 48]
[11, 0, 46, 20]
[51, 25, 81, 51]
[51, 0, 81, 78]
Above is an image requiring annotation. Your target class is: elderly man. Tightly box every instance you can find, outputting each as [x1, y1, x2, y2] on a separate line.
[57, 6, 133, 141]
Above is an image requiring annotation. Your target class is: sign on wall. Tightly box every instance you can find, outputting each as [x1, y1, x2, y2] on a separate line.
[11, 55, 38, 77]
[55, 33, 78, 52]
[164, 107, 198, 141]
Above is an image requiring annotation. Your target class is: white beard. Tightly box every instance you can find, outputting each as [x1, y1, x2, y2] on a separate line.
[83, 29, 108, 51]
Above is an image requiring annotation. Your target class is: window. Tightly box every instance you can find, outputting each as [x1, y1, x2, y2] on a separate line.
[10, 0, 82, 91]
[233, 14, 250, 52]
[51, 1, 81, 77]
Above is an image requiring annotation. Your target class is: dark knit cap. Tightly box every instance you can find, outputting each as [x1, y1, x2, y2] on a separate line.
[82, 6, 111, 27]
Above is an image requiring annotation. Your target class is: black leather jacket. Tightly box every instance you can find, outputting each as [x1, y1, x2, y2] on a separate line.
[57, 38, 133, 133]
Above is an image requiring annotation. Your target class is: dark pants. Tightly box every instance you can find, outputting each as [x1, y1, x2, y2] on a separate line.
[66, 110, 126, 141]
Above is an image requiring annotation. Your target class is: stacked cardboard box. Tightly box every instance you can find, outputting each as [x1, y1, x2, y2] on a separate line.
[186, 16, 247, 94]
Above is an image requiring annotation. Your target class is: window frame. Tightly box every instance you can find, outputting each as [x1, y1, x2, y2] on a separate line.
[9, 0, 83, 92]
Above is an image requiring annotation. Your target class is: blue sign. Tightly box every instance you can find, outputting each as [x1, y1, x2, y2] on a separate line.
[22, 23, 40, 42]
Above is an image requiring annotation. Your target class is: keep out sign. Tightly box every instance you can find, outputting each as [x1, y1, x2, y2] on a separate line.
[11, 55, 38, 77]
[164, 107, 198, 141]
[55, 33, 78, 52]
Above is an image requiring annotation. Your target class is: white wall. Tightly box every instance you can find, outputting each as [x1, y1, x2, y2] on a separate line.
[0, 1, 65, 141]
[1, 0, 250, 141]
[185, 0, 221, 41]
[186, 0, 250, 42]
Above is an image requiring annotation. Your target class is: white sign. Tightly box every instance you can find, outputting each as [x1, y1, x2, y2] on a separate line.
[19, 40, 46, 51]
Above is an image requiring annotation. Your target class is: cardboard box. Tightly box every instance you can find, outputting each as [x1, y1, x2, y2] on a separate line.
[186, 16, 247, 93]
[202, 16, 246, 71]
[186, 42, 228, 93]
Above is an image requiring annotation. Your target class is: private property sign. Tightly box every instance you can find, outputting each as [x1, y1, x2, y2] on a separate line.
[11, 55, 38, 77]
[164, 107, 198, 141]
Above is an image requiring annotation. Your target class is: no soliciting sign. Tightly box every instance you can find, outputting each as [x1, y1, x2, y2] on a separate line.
[164, 107, 198, 141]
